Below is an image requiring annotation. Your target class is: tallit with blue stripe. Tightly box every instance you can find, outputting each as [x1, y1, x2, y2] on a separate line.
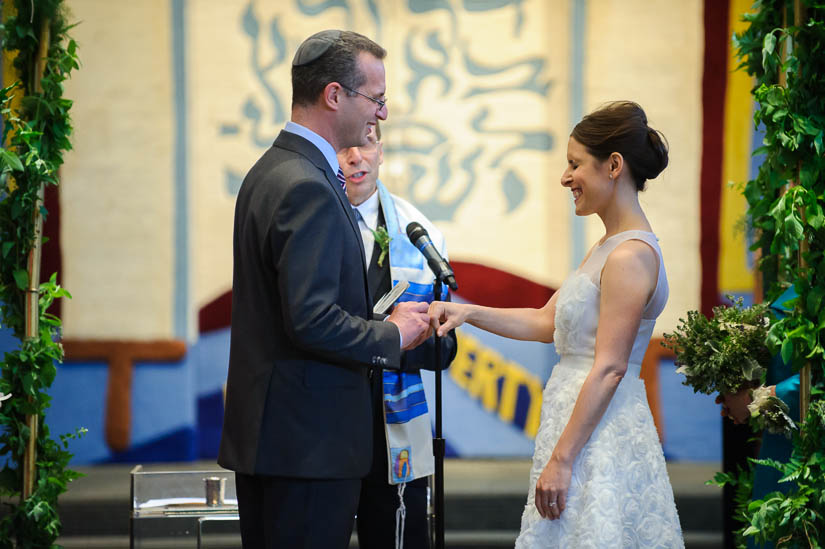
[376, 180, 448, 484]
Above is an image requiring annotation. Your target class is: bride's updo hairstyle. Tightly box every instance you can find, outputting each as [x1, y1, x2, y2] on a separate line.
[571, 101, 669, 191]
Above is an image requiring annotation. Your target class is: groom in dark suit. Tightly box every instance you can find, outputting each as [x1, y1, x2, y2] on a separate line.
[218, 30, 432, 549]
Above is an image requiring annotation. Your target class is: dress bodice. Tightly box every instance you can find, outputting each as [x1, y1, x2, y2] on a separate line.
[553, 231, 668, 370]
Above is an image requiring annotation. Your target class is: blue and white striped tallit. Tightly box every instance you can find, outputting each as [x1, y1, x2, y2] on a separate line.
[376, 180, 448, 485]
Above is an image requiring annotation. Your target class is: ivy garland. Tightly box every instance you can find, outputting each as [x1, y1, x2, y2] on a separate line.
[0, 1, 82, 546]
[722, 0, 825, 546]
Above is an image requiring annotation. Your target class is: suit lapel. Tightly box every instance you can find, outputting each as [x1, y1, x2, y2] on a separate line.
[272, 130, 371, 305]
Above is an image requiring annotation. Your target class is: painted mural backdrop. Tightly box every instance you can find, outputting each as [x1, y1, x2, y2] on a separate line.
[190, 0, 571, 311]
[189, 0, 573, 459]
[8, 0, 747, 463]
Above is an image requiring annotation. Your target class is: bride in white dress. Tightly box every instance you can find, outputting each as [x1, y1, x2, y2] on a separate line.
[429, 101, 684, 548]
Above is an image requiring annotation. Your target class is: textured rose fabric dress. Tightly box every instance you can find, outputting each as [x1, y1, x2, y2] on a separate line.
[515, 231, 684, 549]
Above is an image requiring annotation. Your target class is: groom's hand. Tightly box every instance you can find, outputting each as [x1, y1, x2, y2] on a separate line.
[388, 301, 432, 350]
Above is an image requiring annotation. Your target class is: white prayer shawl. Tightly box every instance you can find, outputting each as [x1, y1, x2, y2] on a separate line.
[376, 180, 448, 485]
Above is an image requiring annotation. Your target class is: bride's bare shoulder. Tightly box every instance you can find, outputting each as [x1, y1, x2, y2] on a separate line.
[601, 241, 658, 300]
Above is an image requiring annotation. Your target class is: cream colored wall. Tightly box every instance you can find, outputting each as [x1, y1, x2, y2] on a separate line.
[381, 1, 573, 288]
[189, 1, 573, 306]
[61, 0, 175, 339]
[58, 0, 704, 340]
[188, 2, 256, 311]
[583, 0, 704, 332]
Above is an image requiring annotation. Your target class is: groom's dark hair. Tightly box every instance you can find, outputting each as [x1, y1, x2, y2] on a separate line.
[291, 30, 386, 108]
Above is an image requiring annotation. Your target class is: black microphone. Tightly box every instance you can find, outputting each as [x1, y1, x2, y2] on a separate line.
[406, 222, 458, 291]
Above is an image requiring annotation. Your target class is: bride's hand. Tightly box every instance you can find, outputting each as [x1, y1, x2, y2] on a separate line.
[535, 455, 572, 521]
[428, 301, 469, 336]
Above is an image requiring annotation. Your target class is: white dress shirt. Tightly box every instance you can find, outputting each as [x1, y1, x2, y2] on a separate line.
[352, 189, 381, 265]
[283, 121, 340, 175]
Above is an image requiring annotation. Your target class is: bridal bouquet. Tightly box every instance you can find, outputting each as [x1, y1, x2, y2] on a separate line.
[663, 297, 795, 437]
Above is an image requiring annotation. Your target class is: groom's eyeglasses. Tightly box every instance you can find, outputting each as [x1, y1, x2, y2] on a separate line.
[340, 84, 387, 110]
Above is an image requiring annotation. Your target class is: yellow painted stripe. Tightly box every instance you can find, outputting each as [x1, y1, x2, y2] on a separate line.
[718, 0, 757, 292]
[2, 2, 22, 191]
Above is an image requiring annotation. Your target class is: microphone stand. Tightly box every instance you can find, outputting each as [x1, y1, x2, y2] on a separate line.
[432, 278, 445, 549]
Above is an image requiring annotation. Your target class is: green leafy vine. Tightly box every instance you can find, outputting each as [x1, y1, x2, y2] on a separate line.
[725, 0, 825, 546]
[0, 1, 82, 546]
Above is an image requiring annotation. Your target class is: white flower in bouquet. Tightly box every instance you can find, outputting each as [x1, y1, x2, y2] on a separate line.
[747, 385, 796, 438]
[748, 386, 773, 415]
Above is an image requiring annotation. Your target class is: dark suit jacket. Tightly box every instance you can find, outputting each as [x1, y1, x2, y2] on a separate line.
[218, 130, 401, 479]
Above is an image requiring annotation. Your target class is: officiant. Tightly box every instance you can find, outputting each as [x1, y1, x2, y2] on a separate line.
[339, 122, 458, 548]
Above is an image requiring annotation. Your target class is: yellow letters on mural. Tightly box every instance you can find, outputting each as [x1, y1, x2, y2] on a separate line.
[450, 332, 544, 439]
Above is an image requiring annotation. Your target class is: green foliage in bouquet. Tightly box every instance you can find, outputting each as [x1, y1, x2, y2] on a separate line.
[662, 297, 773, 396]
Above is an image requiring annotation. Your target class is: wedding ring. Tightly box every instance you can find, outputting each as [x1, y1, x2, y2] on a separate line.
[548, 502, 557, 507]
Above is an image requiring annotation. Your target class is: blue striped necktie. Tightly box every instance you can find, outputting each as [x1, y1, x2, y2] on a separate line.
[336, 168, 347, 194]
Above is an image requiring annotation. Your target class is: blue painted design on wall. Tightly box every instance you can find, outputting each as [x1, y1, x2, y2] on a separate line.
[501, 169, 526, 213]
[405, 31, 452, 103]
[747, 109, 766, 272]
[242, 5, 287, 126]
[220, 2, 555, 228]
[569, 0, 587, 269]
[225, 168, 244, 196]
[463, 0, 525, 35]
[296, 0, 349, 17]
[37, 325, 231, 465]
[191, 328, 232, 394]
[0, 326, 16, 354]
[107, 427, 196, 464]
[658, 359, 722, 462]
[462, 52, 551, 98]
[46, 362, 110, 463]
[3, 314, 721, 463]
[219, 123, 240, 136]
[172, 0, 190, 340]
[409, 0, 455, 15]
[197, 390, 224, 458]
[383, 122, 448, 155]
[131, 360, 196, 444]
[470, 107, 553, 168]
[242, 98, 277, 148]
[407, 147, 477, 222]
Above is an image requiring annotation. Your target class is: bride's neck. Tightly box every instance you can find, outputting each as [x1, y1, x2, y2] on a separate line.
[598, 189, 651, 238]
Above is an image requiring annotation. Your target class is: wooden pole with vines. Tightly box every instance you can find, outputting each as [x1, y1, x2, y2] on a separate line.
[0, 2, 81, 543]
[776, 0, 811, 424]
[792, 0, 811, 422]
[22, 18, 50, 501]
